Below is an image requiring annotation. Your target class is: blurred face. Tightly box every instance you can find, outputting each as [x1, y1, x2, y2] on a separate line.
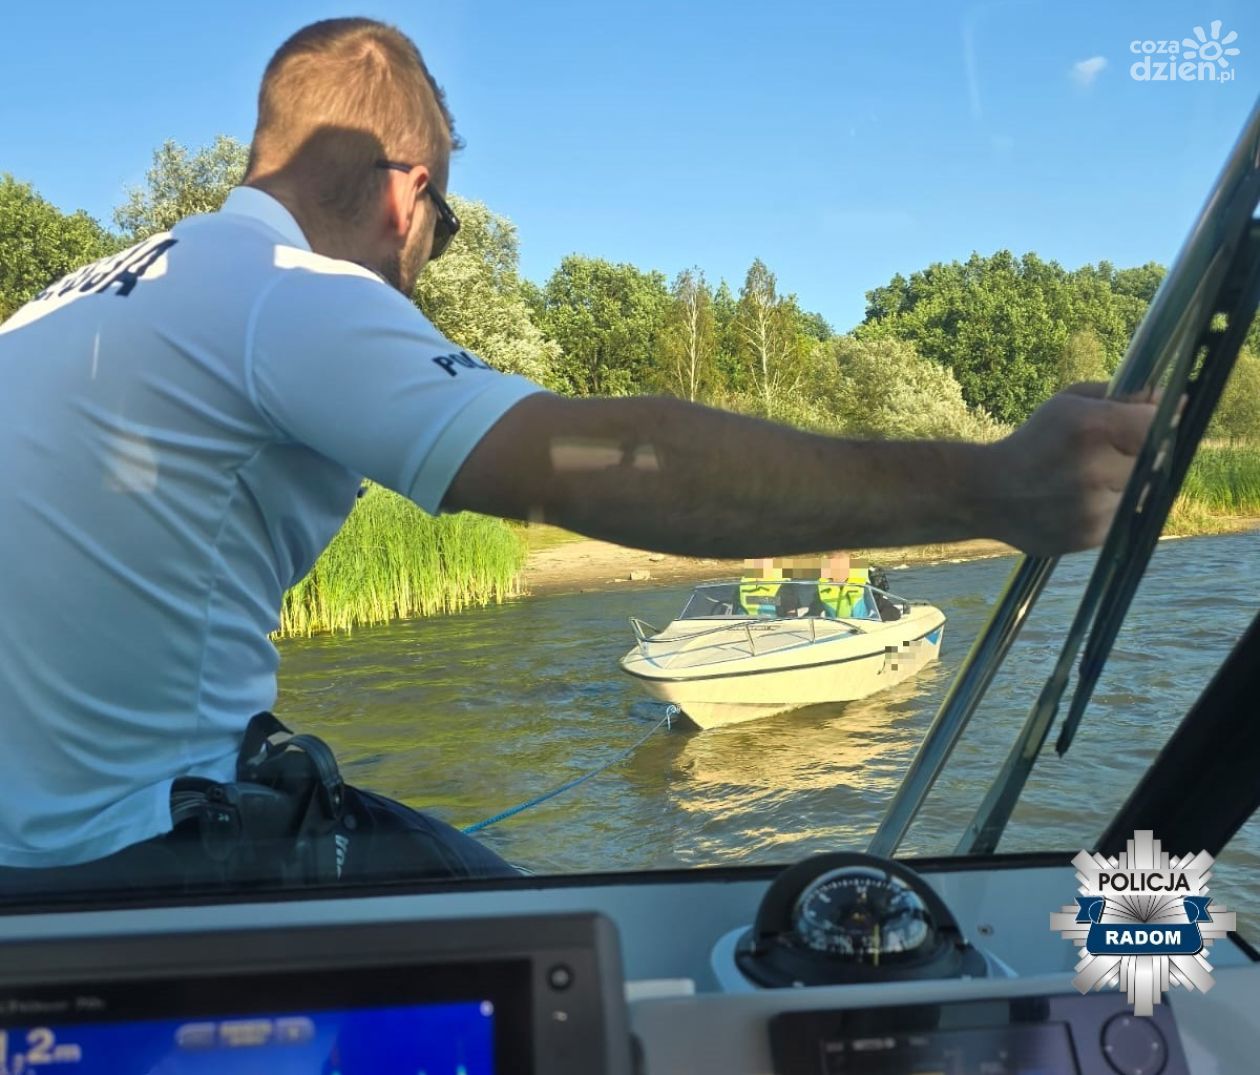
[823, 552, 851, 580]
[784, 556, 822, 580]
[742, 556, 828, 580]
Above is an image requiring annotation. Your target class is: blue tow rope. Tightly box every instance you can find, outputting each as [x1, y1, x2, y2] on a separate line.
[462, 708, 675, 834]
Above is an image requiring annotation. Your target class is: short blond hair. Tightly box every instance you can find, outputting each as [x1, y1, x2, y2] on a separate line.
[247, 18, 460, 222]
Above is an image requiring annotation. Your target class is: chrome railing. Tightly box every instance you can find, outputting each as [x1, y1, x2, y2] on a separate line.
[630, 613, 858, 665]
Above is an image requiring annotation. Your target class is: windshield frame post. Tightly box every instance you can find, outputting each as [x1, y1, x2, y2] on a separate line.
[866, 556, 1057, 858]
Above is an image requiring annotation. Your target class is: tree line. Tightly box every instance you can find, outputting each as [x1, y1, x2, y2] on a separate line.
[5, 136, 1260, 443]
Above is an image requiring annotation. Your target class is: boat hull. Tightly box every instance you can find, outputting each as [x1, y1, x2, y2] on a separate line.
[621, 607, 945, 730]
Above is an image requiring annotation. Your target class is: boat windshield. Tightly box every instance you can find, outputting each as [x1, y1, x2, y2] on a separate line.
[1, 4, 1259, 942]
[676, 581, 908, 622]
[678, 582, 745, 618]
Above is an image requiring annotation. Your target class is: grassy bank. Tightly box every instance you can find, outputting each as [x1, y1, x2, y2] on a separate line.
[1180, 444, 1260, 513]
[278, 484, 526, 637]
[1166, 444, 1260, 535]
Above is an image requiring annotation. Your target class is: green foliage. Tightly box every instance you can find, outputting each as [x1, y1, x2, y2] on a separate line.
[0, 175, 116, 321]
[799, 309, 834, 342]
[820, 336, 1007, 441]
[519, 277, 546, 326]
[1179, 444, 1260, 515]
[711, 346, 835, 435]
[658, 268, 717, 401]
[415, 196, 563, 387]
[711, 278, 742, 389]
[734, 259, 816, 417]
[860, 251, 1143, 423]
[1110, 261, 1166, 304]
[537, 255, 670, 395]
[114, 135, 248, 240]
[1056, 329, 1110, 389]
[1209, 350, 1260, 443]
[279, 484, 526, 636]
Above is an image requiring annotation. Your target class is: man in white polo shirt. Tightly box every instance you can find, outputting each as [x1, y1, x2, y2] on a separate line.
[0, 18, 1155, 890]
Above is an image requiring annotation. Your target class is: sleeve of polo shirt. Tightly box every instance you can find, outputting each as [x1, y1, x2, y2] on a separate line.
[247, 268, 547, 513]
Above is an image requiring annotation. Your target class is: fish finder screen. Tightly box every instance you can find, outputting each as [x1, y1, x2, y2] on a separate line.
[0, 1000, 494, 1074]
[0, 958, 534, 1075]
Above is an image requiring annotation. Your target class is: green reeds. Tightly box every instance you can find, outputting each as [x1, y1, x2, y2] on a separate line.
[1165, 444, 1260, 535]
[1179, 444, 1260, 515]
[278, 484, 526, 637]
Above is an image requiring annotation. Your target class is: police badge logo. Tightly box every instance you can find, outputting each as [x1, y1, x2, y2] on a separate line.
[1051, 830, 1236, 1016]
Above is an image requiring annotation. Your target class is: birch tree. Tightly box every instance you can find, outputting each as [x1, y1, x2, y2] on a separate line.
[735, 258, 809, 416]
[661, 268, 715, 401]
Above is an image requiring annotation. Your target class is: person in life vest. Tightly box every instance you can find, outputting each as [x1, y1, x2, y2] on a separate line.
[740, 556, 839, 617]
[739, 556, 787, 616]
[814, 552, 872, 618]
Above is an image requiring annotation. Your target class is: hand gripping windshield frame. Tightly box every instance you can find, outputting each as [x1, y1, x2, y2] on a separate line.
[868, 94, 1260, 860]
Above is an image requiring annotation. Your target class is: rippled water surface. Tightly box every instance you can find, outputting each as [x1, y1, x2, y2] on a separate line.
[278, 531, 1260, 934]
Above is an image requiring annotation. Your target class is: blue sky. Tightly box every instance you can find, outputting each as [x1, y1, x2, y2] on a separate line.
[2, 1, 1257, 330]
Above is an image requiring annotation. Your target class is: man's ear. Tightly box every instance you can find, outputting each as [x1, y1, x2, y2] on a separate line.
[381, 164, 429, 239]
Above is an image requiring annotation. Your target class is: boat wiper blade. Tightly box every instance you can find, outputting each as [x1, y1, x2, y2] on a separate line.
[1057, 229, 1260, 755]
[947, 98, 1260, 858]
[951, 319, 1193, 856]
[1018, 309, 1207, 750]
[958, 220, 1260, 856]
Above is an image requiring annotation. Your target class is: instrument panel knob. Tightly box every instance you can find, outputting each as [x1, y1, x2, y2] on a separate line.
[1101, 1012, 1168, 1075]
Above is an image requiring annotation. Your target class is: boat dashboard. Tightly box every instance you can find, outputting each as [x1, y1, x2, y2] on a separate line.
[0, 855, 1255, 1074]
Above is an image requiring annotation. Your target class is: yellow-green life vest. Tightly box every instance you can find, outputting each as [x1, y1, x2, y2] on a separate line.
[738, 579, 783, 616]
[817, 581, 867, 618]
[816, 581, 843, 616]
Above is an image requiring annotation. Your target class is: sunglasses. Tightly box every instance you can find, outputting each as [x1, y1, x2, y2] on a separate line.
[375, 160, 461, 259]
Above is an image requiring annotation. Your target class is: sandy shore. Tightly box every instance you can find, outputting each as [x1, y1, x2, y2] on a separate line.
[520, 514, 1260, 598]
[521, 536, 1021, 598]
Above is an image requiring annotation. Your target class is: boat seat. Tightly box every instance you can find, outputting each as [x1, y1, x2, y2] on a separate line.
[775, 582, 818, 618]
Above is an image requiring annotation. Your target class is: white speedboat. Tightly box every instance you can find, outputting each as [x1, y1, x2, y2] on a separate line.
[620, 576, 946, 729]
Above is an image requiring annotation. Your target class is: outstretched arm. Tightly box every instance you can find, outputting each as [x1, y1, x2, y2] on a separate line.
[442, 385, 1155, 559]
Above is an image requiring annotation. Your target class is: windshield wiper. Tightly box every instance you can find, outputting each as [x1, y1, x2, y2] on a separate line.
[868, 95, 1260, 861]
[1055, 237, 1260, 757]
[958, 221, 1260, 857]
[865, 556, 1056, 857]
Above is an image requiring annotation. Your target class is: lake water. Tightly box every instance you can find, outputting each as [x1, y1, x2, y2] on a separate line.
[278, 530, 1260, 936]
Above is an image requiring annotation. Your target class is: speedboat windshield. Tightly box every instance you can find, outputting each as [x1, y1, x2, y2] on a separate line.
[678, 582, 745, 619]
[675, 580, 909, 622]
[3, 9, 1260, 948]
